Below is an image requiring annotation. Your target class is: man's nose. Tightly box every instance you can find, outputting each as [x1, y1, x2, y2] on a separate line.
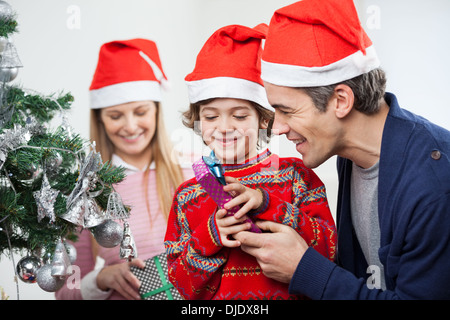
[272, 115, 289, 136]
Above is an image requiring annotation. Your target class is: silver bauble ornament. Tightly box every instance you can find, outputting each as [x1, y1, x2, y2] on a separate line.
[0, 67, 18, 82]
[91, 219, 123, 248]
[16, 256, 42, 283]
[46, 152, 63, 176]
[0, 1, 12, 18]
[36, 264, 66, 292]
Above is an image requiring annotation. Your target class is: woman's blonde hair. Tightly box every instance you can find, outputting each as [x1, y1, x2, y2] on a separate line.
[90, 102, 185, 221]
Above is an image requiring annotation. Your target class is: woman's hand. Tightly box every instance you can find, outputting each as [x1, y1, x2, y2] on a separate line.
[96, 258, 145, 300]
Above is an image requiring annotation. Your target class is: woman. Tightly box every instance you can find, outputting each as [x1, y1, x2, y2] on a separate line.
[56, 38, 192, 300]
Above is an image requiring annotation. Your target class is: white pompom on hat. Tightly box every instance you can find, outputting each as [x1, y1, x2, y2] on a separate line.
[89, 38, 168, 109]
[261, 0, 380, 87]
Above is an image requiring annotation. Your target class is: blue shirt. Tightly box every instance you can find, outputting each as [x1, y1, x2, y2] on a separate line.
[289, 93, 450, 299]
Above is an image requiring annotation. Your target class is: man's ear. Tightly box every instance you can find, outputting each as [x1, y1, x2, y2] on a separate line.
[332, 84, 355, 119]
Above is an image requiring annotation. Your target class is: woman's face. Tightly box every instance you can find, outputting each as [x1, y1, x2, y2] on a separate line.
[100, 100, 157, 166]
[199, 98, 263, 164]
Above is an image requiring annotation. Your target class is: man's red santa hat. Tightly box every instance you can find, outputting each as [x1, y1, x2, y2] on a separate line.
[89, 38, 168, 109]
[185, 24, 272, 110]
[261, 0, 380, 87]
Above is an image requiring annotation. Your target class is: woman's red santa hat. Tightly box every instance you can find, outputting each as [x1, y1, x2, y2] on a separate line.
[185, 24, 273, 110]
[261, 0, 380, 87]
[89, 38, 168, 109]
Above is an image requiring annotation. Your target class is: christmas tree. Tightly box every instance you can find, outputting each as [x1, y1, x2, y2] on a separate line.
[0, 1, 130, 295]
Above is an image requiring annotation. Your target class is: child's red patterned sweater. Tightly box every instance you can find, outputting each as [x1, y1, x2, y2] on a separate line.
[164, 149, 336, 300]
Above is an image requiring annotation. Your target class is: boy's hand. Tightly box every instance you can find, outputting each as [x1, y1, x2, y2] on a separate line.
[222, 176, 264, 219]
[215, 208, 251, 248]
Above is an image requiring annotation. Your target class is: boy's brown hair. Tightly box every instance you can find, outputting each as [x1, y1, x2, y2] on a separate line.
[182, 98, 274, 148]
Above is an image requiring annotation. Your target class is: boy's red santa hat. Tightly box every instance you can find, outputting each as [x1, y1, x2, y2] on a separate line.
[185, 24, 272, 110]
[89, 38, 168, 109]
[261, 0, 380, 87]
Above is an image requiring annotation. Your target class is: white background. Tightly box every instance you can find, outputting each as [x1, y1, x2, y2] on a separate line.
[1, 0, 449, 300]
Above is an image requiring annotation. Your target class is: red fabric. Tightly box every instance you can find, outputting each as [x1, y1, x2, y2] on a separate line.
[164, 150, 337, 300]
[89, 38, 166, 90]
[263, 0, 373, 67]
[185, 24, 267, 85]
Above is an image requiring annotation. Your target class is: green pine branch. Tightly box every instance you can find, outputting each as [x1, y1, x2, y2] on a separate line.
[3, 86, 74, 130]
[0, 15, 18, 38]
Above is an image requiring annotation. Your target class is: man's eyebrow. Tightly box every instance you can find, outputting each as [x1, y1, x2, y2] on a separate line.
[271, 104, 294, 111]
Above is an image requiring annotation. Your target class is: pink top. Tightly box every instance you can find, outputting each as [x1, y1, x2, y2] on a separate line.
[55, 156, 193, 300]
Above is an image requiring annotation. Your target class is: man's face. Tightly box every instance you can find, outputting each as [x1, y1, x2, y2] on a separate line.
[265, 82, 343, 168]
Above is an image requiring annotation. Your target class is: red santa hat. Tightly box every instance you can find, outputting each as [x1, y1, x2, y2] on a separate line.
[261, 0, 380, 87]
[89, 38, 168, 109]
[185, 24, 272, 110]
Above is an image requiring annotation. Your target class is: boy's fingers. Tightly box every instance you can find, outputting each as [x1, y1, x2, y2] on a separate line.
[215, 208, 228, 219]
[224, 192, 250, 210]
[234, 202, 253, 219]
[224, 176, 238, 184]
[221, 238, 241, 248]
[223, 180, 245, 194]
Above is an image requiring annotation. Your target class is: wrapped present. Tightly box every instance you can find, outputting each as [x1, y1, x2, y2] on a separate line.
[130, 252, 182, 300]
[192, 151, 261, 233]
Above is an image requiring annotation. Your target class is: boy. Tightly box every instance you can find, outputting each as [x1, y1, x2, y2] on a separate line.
[164, 24, 336, 300]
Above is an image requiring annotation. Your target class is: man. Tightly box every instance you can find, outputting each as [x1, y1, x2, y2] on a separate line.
[234, 0, 450, 299]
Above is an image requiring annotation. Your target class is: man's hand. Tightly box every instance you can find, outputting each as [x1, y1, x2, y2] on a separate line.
[233, 220, 308, 283]
[215, 208, 251, 248]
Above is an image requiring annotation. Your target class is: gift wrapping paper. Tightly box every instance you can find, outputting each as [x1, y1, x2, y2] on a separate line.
[192, 157, 261, 233]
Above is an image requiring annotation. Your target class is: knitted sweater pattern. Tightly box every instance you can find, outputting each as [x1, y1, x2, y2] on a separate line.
[164, 150, 337, 300]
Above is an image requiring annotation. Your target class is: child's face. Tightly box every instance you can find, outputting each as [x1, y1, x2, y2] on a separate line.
[199, 98, 262, 164]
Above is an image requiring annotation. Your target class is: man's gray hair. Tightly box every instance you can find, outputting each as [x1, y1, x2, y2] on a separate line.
[301, 68, 387, 115]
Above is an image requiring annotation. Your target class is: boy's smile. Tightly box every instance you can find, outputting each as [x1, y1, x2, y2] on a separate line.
[199, 98, 262, 164]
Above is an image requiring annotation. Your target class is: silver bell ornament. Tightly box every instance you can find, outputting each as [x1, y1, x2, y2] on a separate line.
[36, 264, 66, 292]
[16, 255, 42, 283]
[83, 197, 105, 228]
[60, 196, 85, 226]
[91, 219, 123, 248]
[0, 37, 8, 54]
[61, 195, 105, 228]
[106, 192, 129, 220]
